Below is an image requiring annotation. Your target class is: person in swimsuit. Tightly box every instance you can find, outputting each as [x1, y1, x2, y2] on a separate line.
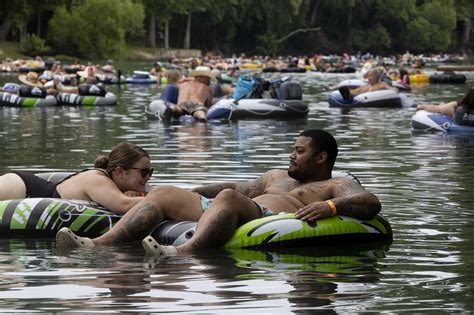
[339, 69, 392, 101]
[56, 129, 381, 253]
[0, 142, 152, 215]
[416, 87, 474, 125]
[163, 66, 214, 122]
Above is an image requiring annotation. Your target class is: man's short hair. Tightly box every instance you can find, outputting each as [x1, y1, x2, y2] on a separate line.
[299, 129, 338, 168]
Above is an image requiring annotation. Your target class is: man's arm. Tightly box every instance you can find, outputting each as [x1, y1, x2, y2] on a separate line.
[295, 179, 381, 221]
[331, 179, 381, 220]
[191, 173, 268, 199]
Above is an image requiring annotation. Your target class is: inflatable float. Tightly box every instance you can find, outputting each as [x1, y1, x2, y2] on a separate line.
[56, 84, 117, 106]
[411, 110, 474, 135]
[146, 80, 307, 121]
[0, 197, 121, 238]
[125, 71, 157, 84]
[408, 73, 429, 84]
[0, 197, 392, 248]
[429, 72, 466, 84]
[0, 84, 57, 107]
[145, 98, 308, 121]
[333, 79, 410, 92]
[150, 213, 392, 249]
[144, 98, 308, 121]
[327, 89, 403, 108]
[0, 172, 392, 248]
[77, 70, 124, 85]
[56, 92, 117, 106]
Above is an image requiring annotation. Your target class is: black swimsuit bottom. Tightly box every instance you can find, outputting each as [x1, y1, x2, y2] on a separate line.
[13, 169, 110, 198]
[13, 171, 61, 198]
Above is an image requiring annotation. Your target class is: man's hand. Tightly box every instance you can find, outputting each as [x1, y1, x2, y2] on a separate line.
[124, 191, 145, 197]
[295, 201, 333, 222]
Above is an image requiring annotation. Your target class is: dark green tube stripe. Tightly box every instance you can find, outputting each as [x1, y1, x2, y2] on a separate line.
[82, 214, 110, 233]
[0, 200, 21, 231]
[26, 199, 56, 231]
[38, 200, 62, 229]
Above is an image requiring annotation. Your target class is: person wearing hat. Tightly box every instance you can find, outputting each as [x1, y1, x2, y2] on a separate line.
[18, 71, 42, 87]
[101, 59, 116, 74]
[163, 66, 215, 122]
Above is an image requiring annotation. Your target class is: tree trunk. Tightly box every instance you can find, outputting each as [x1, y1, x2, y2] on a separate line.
[164, 20, 169, 49]
[19, 18, 27, 51]
[459, 18, 471, 53]
[148, 12, 156, 48]
[344, 5, 353, 50]
[0, 18, 13, 41]
[308, 0, 321, 26]
[37, 3, 41, 36]
[184, 13, 191, 49]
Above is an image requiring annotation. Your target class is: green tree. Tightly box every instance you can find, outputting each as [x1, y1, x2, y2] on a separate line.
[48, 0, 144, 58]
[404, 0, 457, 51]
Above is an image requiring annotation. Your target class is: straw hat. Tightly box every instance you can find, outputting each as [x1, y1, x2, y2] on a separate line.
[18, 71, 42, 87]
[191, 66, 216, 81]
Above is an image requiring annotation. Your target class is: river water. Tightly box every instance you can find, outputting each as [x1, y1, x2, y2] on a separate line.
[0, 66, 473, 312]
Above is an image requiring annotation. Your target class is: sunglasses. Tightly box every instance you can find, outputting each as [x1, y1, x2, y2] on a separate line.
[129, 167, 154, 178]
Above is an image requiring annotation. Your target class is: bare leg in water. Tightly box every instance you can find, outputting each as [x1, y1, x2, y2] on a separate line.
[56, 185, 204, 250]
[142, 189, 262, 256]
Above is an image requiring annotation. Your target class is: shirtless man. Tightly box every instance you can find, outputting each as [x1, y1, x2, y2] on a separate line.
[56, 129, 381, 253]
[167, 66, 214, 122]
[339, 69, 392, 101]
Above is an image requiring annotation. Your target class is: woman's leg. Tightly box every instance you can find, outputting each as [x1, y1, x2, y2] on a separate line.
[0, 173, 27, 200]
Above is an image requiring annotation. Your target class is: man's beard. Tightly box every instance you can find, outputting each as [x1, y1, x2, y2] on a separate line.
[288, 168, 307, 182]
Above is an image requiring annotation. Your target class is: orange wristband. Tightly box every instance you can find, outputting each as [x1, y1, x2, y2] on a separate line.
[326, 200, 337, 216]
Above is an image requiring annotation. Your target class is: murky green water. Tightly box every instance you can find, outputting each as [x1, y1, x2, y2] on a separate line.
[0, 67, 473, 312]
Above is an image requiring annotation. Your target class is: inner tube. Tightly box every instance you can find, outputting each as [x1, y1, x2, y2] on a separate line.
[207, 98, 309, 119]
[0, 195, 392, 248]
[0, 92, 57, 107]
[150, 213, 393, 249]
[408, 73, 429, 84]
[327, 90, 403, 108]
[412, 110, 474, 134]
[0, 171, 392, 250]
[145, 97, 309, 121]
[56, 91, 117, 106]
[429, 72, 467, 84]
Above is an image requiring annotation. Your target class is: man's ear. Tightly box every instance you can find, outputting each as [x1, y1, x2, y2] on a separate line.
[316, 151, 328, 164]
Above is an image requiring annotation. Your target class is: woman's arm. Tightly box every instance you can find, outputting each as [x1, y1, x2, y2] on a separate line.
[84, 175, 143, 215]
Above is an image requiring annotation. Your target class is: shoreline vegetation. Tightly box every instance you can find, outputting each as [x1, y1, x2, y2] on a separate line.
[0, 1, 472, 61]
[0, 41, 201, 62]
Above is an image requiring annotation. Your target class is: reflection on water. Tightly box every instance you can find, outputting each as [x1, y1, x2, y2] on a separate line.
[0, 69, 474, 312]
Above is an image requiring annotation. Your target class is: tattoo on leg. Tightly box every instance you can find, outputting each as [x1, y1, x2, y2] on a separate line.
[191, 209, 238, 250]
[116, 203, 161, 243]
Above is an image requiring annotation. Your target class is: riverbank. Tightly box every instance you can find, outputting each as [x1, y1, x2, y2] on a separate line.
[0, 41, 201, 61]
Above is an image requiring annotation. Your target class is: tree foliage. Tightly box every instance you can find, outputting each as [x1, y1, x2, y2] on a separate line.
[48, 0, 144, 58]
[0, 0, 472, 57]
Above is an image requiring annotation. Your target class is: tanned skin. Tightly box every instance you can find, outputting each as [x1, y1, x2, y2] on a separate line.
[171, 135, 381, 253]
[57, 133, 381, 252]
